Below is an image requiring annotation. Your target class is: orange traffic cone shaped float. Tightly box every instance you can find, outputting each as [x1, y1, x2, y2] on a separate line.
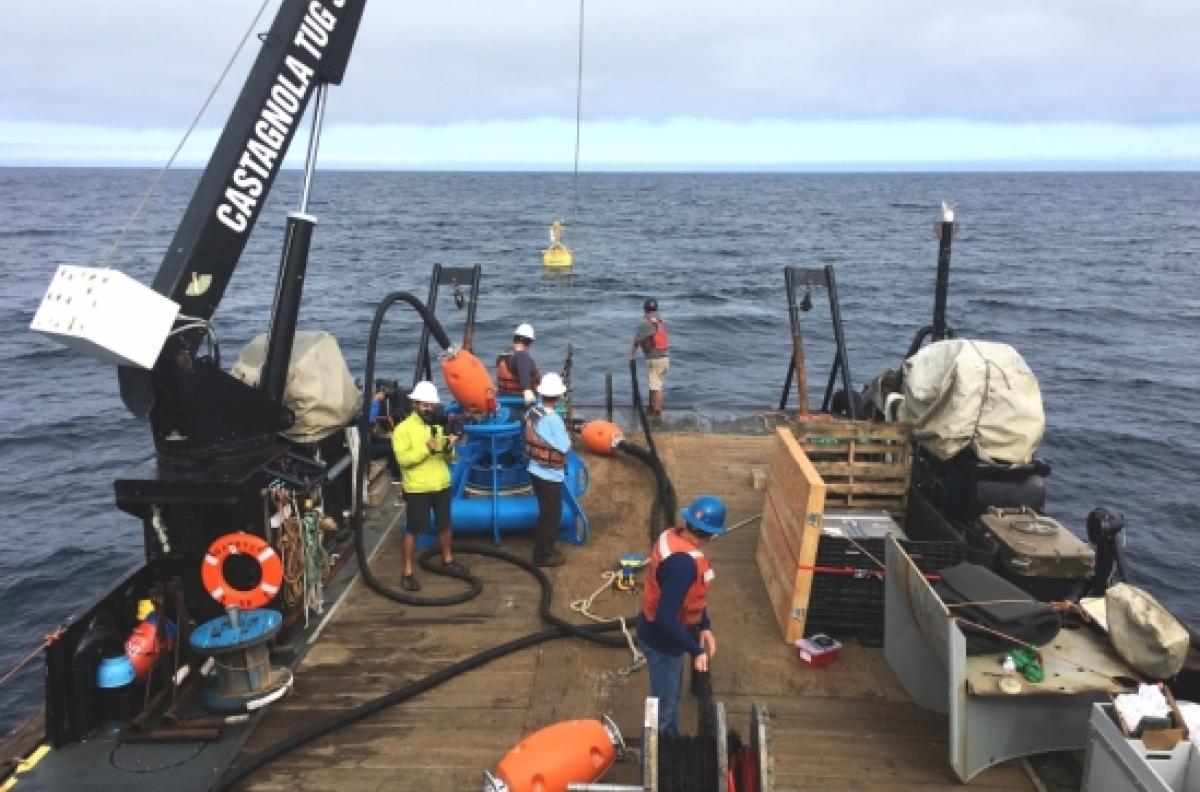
[484, 715, 624, 792]
[579, 420, 623, 457]
[441, 347, 496, 414]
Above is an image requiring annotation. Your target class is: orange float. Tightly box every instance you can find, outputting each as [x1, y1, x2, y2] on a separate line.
[124, 620, 172, 679]
[484, 715, 623, 792]
[441, 347, 497, 414]
[579, 420, 623, 457]
[200, 532, 283, 610]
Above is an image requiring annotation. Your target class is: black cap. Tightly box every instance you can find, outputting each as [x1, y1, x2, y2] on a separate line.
[643, 298, 658, 313]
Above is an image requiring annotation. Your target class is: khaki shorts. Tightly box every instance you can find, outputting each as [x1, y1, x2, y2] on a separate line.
[647, 357, 670, 391]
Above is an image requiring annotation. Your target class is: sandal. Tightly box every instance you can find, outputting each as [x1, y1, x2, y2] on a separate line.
[401, 575, 421, 592]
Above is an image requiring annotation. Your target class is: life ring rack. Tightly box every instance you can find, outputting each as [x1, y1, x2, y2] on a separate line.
[201, 531, 284, 610]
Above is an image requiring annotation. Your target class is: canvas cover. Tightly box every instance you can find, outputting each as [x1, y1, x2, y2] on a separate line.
[231, 331, 361, 444]
[1106, 583, 1189, 680]
[899, 339, 1044, 464]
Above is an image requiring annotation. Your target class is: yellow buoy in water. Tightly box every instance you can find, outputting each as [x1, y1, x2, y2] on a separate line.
[542, 219, 573, 267]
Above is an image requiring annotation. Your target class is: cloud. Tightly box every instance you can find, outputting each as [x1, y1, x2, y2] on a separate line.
[4, 0, 1198, 128]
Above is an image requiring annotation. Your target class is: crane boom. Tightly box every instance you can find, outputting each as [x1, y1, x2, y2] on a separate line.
[153, 0, 365, 319]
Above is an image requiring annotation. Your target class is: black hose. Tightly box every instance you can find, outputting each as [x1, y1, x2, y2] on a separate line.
[217, 544, 630, 791]
[353, 292, 481, 605]
[629, 358, 658, 458]
[627, 358, 676, 538]
[617, 440, 677, 543]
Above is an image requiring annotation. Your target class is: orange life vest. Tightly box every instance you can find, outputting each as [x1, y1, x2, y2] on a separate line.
[496, 347, 541, 395]
[524, 406, 566, 469]
[639, 316, 669, 354]
[640, 528, 713, 626]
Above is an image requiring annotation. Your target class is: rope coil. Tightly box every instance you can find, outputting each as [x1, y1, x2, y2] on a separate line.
[570, 571, 646, 675]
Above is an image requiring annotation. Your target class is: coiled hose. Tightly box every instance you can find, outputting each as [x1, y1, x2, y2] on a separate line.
[353, 291, 481, 606]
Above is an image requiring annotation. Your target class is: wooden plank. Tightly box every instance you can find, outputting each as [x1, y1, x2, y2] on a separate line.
[793, 419, 910, 440]
[755, 427, 826, 644]
[815, 461, 910, 478]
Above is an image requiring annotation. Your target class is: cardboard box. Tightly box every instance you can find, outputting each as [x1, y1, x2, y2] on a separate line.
[1113, 685, 1190, 751]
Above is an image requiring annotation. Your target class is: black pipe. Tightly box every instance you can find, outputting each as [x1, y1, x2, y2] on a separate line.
[821, 265, 856, 419]
[932, 219, 954, 342]
[605, 373, 614, 423]
[261, 213, 316, 405]
[629, 358, 676, 537]
[629, 358, 658, 459]
[617, 440, 677, 543]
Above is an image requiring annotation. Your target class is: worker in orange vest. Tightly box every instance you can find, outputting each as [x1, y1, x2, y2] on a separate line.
[636, 494, 725, 736]
[630, 298, 669, 418]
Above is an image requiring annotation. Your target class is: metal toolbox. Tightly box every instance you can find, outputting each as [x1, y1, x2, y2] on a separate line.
[976, 506, 1095, 581]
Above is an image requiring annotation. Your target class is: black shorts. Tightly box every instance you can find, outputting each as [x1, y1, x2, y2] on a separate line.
[404, 488, 452, 534]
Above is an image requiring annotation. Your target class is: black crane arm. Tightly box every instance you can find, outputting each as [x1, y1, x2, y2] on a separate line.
[118, 0, 367, 455]
[154, 0, 366, 319]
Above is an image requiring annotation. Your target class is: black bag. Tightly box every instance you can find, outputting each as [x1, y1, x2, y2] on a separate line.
[935, 562, 1061, 654]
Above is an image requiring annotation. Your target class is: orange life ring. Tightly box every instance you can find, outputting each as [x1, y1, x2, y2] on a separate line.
[200, 532, 283, 610]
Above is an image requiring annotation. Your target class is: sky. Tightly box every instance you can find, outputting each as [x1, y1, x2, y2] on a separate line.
[2, 0, 1199, 170]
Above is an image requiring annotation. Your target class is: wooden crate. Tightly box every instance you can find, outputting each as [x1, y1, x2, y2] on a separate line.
[755, 428, 826, 644]
[792, 419, 911, 520]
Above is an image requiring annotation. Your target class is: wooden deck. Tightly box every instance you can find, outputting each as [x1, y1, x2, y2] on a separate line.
[235, 432, 1036, 791]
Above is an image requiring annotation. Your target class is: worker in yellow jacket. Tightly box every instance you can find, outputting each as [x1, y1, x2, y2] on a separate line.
[391, 381, 466, 591]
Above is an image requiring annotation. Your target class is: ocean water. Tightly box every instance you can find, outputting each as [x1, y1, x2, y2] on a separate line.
[0, 168, 1197, 733]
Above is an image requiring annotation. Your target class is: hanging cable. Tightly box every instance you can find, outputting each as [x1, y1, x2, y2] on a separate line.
[99, 0, 272, 268]
[565, 0, 585, 348]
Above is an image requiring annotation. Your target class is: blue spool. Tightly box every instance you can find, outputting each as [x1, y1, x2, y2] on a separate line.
[191, 609, 282, 654]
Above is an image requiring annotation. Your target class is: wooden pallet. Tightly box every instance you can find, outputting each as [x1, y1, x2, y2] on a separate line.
[791, 419, 911, 521]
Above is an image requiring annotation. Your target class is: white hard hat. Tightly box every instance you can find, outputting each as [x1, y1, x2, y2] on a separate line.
[537, 373, 567, 398]
[514, 323, 535, 341]
[407, 380, 440, 404]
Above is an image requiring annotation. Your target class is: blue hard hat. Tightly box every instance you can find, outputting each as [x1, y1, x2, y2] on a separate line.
[681, 494, 727, 536]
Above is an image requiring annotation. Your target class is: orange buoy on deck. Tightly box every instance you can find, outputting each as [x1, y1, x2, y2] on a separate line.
[579, 420, 623, 456]
[441, 348, 497, 414]
[485, 716, 623, 792]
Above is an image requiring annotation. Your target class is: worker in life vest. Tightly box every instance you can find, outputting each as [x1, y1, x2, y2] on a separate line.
[525, 373, 572, 567]
[630, 298, 669, 418]
[636, 494, 726, 736]
[390, 381, 468, 591]
[496, 323, 541, 405]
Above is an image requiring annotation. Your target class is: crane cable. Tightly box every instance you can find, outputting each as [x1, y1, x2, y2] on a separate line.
[565, 0, 585, 347]
[99, 0, 272, 268]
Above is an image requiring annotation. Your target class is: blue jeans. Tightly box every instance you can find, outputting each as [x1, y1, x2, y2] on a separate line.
[642, 642, 685, 737]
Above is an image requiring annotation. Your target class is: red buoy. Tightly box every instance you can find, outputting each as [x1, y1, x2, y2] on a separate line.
[579, 420, 623, 457]
[485, 716, 623, 792]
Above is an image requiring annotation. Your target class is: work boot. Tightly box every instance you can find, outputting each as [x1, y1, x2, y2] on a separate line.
[535, 550, 566, 568]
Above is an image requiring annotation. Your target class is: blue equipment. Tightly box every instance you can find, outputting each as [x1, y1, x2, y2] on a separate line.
[410, 396, 590, 546]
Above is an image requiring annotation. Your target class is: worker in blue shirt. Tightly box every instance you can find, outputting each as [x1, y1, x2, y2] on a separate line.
[636, 495, 726, 736]
[524, 373, 572, 567]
